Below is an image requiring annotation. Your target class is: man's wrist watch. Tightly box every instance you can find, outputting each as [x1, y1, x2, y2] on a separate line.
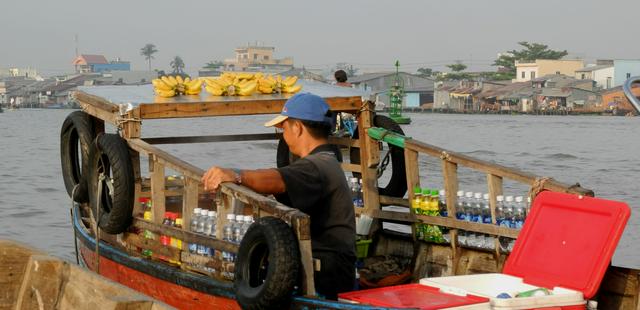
[232, 168, 242, 185]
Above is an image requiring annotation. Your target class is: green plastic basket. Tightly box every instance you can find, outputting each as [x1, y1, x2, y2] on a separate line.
[356, 239, 372, 259]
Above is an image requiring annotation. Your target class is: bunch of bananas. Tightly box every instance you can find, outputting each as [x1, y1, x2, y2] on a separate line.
[203, 75, 258, 96]
[152, 75, 203, 98]
[257, 75, 302, 94]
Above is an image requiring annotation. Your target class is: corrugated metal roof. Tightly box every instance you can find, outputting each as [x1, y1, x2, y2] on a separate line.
[73, 54, 109, 65]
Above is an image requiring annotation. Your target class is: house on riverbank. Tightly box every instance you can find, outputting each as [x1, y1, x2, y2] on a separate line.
[350, 72, 434, 109]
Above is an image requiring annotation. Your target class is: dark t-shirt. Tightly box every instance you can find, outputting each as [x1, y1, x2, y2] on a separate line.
[276, 144, 356, 257]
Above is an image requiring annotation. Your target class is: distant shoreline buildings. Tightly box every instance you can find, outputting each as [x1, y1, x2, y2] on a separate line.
[0, 47, 638, 115]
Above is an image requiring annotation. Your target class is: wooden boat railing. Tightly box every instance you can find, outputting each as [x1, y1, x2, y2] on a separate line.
[74, 86, 594, 298]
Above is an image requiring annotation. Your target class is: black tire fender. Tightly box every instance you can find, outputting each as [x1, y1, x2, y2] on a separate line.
[60, 111, 95, 203]
[350, 115, 407, 197]
[234, 216, 301, 310]
[87, 133, 135, 234]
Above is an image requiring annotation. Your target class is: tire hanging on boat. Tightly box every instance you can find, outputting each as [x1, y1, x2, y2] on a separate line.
[87, 133, 135, 234]
[276, 137, 343, 167]
[60, 111, 96, 203]
[234, 216, 301, 310]
[350, 115, 407, 198]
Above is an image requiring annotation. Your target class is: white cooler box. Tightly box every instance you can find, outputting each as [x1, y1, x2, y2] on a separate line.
[420, 192, 630, 310]
[420, 274, 584, 309]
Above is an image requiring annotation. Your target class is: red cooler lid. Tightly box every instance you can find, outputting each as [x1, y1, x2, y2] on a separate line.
[338, 284, 488, 309]
[503, 191, 630, 298]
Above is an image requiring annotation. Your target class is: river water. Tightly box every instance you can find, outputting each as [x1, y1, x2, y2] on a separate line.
[0, 109, 638, 268]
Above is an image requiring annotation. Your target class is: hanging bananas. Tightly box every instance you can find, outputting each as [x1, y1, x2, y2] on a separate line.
[257, 75, 302, 94]
[152, 75, 203, 97]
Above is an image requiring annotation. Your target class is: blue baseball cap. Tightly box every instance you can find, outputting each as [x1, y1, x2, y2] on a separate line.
[264, 92, 333, 127]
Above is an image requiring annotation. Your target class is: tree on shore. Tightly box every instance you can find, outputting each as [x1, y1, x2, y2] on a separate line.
[417, 67, 433, 77]
[442, 61, 470, 80]
[493, 42, 568, 80]
[140, 44, 158, 71]
[170, 56, 185, 74]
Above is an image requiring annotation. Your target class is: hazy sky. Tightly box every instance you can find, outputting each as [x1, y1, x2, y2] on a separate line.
[3, 0, 639, 76]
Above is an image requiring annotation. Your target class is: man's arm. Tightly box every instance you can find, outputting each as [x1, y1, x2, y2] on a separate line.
[202, 167, 286, 195]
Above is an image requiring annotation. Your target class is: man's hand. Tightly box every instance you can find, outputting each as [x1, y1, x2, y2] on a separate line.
[202, 166, 236, 192]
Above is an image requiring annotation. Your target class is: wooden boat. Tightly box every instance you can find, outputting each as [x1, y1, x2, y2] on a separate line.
[0, 240, 171, 309]
[64, 80, 640, 309]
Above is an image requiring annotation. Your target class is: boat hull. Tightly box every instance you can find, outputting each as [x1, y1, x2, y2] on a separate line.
[72, 206, 378, 310]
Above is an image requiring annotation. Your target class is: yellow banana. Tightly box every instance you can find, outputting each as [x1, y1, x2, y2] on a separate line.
[184, 77, 191, 84]
[161, 76, 177, 87]
[176, 75, 184, 84]
[282, 76, 298, 87]
[237, 81, 257, 96]
[282, 84, 302, 94]
[185, 88, 201, 95]
[167, 76, 178, 87]
[186, 79, 203, 92]
[237, 72, 254, 80]
[205, 85, 225, 96]
[258, 85, 274, 94]
[152, 79, 173, 91]
[156, 89, 176, 98]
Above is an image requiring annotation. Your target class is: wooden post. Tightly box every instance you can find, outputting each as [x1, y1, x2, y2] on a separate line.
[358, 101, 381, 217]
[150, 155, 166, 224]
[182, 177, 199, 232]
[442, 160, 459, 275]
[122, 108, 141, 139]
[292, 215, 315, 297]
[404, 148, 420, 241]
[487, 174, 504, 264]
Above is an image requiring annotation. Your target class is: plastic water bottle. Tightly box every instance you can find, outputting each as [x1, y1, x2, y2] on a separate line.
[514, 196, 525, 229]
[455, 190, 467, 246]
[495, 195, 505, 226]
[233, 215, 244, 244]
[349, 178, 360, 208]
[197, 209, 208, 234]
[504, 196, 515, 252]
[464, 192, 477, 247]
[205, 211, 216, 237]
[438, 189, 447, 217]
[503, 196, 514, 228]
[223, 214, 235, 262]
[471, 193, 484, 248]
[188, 208, 202, 254]
[482, 193, 494, 249]
[196, 209, 210, 255]
[357, 179, 364, 207]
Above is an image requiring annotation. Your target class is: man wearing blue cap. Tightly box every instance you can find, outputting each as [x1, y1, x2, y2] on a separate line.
[202, 92, 356, 300]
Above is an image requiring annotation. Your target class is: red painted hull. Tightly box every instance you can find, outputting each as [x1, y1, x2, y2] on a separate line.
[79, 244, 240, 310]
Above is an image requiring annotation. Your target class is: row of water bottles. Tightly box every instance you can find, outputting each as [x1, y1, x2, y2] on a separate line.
[348, 177, 364, 208]
[454, 191, 530, 251]
[188, 208, 218, 256]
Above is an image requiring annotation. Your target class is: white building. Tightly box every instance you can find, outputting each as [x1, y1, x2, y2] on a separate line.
[575, 65, 614, 89]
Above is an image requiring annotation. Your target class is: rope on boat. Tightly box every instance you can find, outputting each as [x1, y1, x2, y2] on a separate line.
[90, 173, 106, 274]
[528, 177, 552, 203]
[440, 151, 451, 161]
[70, 185, 80, 265]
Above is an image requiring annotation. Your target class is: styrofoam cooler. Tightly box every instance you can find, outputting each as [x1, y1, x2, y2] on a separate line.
[420, 274, 584, 309]
[421, 191, 630, 310]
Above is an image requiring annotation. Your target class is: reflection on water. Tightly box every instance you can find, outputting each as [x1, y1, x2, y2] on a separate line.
[0, 109, 638, 268]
